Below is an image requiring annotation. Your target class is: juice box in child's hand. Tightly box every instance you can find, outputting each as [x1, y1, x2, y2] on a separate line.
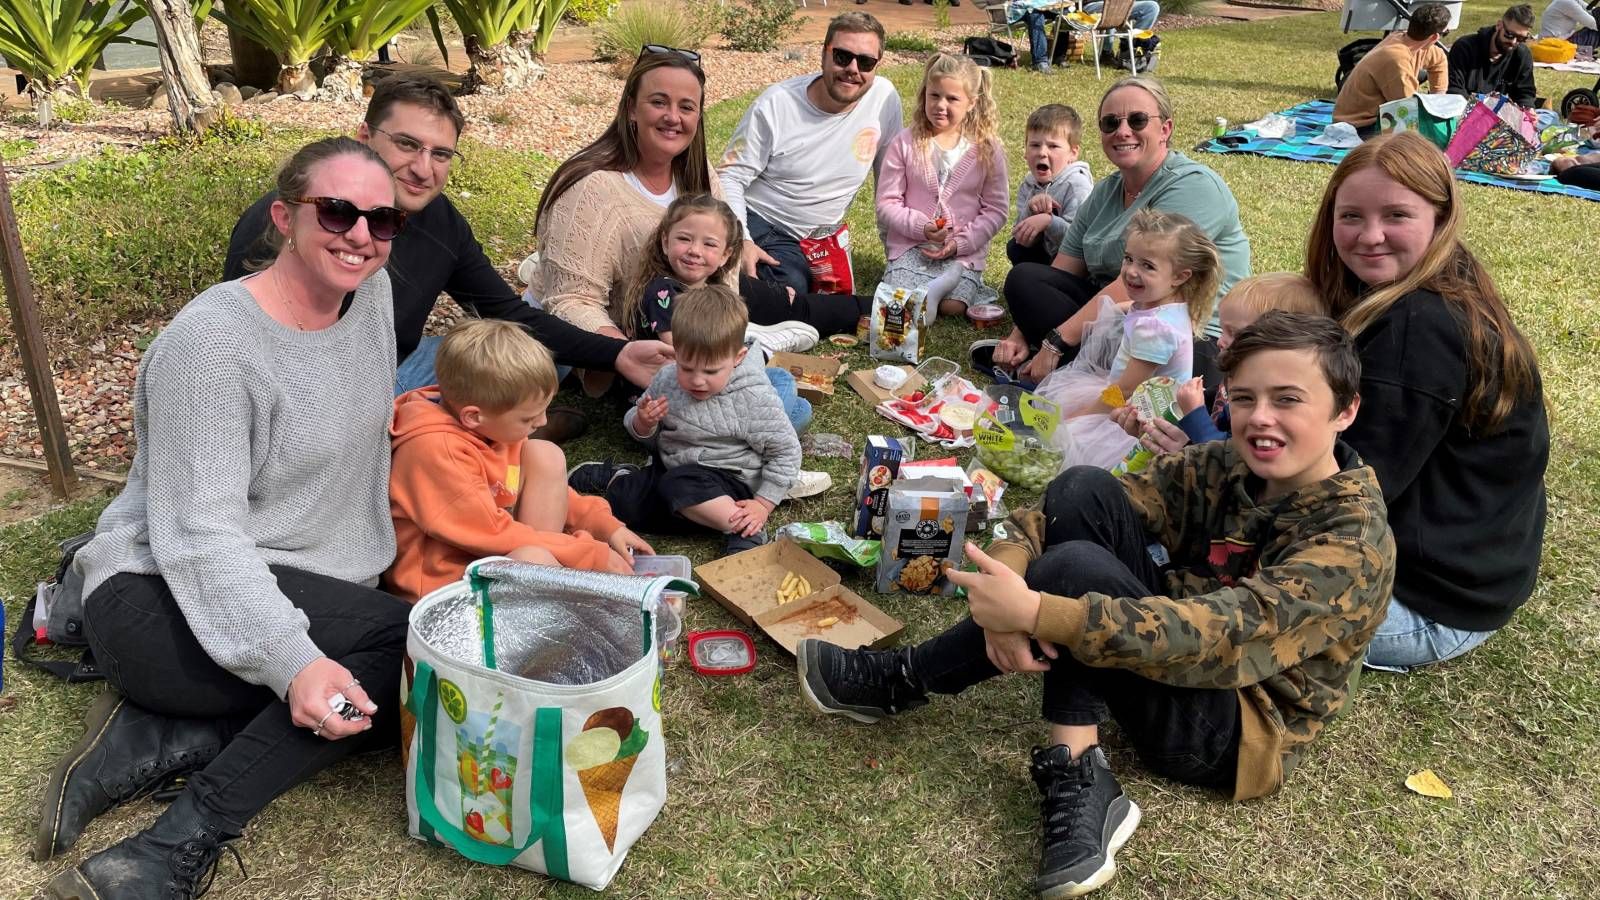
[852, 436, 911, 538]
[1111, 376, 1183, 477]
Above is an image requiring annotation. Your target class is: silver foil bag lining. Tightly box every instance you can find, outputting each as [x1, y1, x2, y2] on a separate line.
[412, 561, 682, 687]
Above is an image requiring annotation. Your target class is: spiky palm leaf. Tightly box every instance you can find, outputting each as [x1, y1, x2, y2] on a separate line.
[438, 0, 535, 49]
[206, 0, 361, 68]
[326, 0, 435, 60]
[0, 0, 149, 96]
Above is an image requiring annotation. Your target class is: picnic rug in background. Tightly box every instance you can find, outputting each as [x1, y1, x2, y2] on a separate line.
[1195, 99, 1600, 202]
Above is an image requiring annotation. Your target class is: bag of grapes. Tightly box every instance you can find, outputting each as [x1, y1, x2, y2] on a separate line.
[974, 385, 1065, 490]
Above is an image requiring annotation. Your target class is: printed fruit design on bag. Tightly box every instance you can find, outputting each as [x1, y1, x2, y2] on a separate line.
[564, 707, 649, 852]
[455, 700, 521, 846]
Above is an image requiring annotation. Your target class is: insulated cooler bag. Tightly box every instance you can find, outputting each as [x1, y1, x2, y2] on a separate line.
[404, 559, 690, 890]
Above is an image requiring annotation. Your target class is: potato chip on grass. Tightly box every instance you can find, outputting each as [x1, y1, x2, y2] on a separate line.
[1404, 768, 1454, 799]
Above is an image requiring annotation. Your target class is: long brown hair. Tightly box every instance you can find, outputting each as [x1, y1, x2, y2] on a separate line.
[1304, 131, 1538, 433]
[532, 53, 710, 238]
[621, 193, 743, 338]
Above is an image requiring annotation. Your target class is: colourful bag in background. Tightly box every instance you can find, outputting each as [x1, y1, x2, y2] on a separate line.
[1378, 93, 1467, 149]
[405, 560, 688, 890]
[1446, 94, 1540, 172]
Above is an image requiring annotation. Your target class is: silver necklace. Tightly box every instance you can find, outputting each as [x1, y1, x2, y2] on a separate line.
[272, 266, 307, 331]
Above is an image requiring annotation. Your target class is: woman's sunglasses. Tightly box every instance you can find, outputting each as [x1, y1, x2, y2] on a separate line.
[642, 44, 701, 63]
[1098, 112, 1161, 134]
[830, 47, 881, 72]
[285, 196, 407, 241]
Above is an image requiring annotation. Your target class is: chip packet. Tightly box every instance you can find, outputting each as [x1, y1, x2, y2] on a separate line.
[777, 522, 882, 568]
[869, 284, 925, 364]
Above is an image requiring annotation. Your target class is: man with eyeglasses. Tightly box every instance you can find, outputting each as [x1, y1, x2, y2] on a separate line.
[1447, 4, 1538, 109]
[718, 11, 903, 296]
[224, 74, 673, 443]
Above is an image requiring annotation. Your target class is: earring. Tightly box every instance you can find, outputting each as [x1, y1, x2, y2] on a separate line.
[287, 237, 296, 253]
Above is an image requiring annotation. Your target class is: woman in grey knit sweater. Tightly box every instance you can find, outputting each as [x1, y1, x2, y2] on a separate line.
[41, 137, 413, 899]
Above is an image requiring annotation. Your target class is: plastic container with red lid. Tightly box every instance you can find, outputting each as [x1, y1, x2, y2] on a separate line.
[687, 630, 757, 676]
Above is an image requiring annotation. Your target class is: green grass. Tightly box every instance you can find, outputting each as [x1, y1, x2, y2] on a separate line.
[5, 3, 1600, 896]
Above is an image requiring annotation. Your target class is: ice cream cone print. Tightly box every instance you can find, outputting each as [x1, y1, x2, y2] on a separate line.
[577, 755, 640, 851]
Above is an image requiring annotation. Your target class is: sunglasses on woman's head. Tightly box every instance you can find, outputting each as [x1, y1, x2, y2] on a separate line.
[285, 196, 407, 241]
[1098, 112, 1160, 134]
[641, 44, 701, 63]
[830, 47, 881, 72]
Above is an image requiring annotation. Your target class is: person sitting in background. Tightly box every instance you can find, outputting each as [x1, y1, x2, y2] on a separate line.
[1333, 2, 1452, 135]
[1538, 0, 1596, 38]
[1551, 151, 1600, 189]
[1447, 4, 1537, 109]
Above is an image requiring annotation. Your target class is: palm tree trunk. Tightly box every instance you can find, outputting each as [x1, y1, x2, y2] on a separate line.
[462, 33, 540, 94]
[144, 0, 221, 133]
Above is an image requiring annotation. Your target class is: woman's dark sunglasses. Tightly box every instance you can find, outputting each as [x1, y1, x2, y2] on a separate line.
[286, 196, 407, 241]
[830, 47, 881, 72]
[642, 44, 701, 63]
[1098, 112, 1160, 134]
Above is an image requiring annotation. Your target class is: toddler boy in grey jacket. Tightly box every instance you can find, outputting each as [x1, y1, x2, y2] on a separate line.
[570, 285, 801, 554]
[1008, 104, 1094, 267]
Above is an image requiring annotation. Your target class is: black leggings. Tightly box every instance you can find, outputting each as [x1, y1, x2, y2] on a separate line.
[909, 467, 1241, 790]
[1556, 163, 1600, 191]
[739, 273, 867, 338]
[83, 566, 411, 832]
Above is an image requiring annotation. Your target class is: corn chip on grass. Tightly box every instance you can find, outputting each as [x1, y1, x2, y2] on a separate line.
[4, 9, 1600, 895]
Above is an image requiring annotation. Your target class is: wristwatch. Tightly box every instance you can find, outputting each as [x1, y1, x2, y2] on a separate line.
[1041, 330, 1071, 356]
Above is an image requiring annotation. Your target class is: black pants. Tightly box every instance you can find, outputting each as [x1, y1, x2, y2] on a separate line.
[909, 467, 1241, 790]
[83, 567, 411, 832]
[1557, 163, 1600, 191]
[604, 461, 754, 536]
[739, 273, 866, 338]
[1002, 261, 1099, 357]
[1005, 236, 1056, 268]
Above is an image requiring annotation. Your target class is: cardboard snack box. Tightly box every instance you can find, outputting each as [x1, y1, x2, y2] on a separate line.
[755, 583, 904, 655]
[693, 539, 903, 654]
[850, 435, 910, 539]
[846, 365, 927, 407]
[767, 352, 847, 401]
[875, 476, 970, 596]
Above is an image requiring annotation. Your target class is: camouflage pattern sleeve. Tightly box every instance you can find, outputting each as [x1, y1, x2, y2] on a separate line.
[1119, 444, 1230, 563]
[1034, 518, 1396, 690]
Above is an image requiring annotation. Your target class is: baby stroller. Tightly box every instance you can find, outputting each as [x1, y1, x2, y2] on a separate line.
[1333, 0, 1461, 90]
[1558, 0, 1600, 119]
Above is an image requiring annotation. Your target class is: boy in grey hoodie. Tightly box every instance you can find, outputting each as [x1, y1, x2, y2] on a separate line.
[570, 285, 801, 554]
[1007, 104, 1095, 267]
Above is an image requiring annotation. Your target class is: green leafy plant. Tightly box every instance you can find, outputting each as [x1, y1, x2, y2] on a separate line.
[438, 0, 555, 92]
[323, 0, 438, 98]
[207, 0, 360, 94]
[884, 32, 937, 54]
[513, 0, 570, 58]
[716, 0, 798, 53]
[592, 1, 711, 63]
[933, 0, 951, 30]
[0, 0, 148, 102]
[562, 0, 614, 26]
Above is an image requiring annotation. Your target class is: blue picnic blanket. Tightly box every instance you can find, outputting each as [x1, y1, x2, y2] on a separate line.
[1195, 99, 1600, 203]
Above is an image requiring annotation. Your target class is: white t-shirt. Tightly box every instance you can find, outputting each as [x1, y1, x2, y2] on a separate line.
[717, 73, 903, 238]
[1540, 0, 1596, 37]
[934, 137, 972, 187]
[623, 171, 677, 208]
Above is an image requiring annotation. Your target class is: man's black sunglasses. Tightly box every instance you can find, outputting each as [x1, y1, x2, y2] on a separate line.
[830, 47, 881, 72]
[642, 44, 701, 63]
[285, 196, 408, 241]
[1097, 112, 1161, 134]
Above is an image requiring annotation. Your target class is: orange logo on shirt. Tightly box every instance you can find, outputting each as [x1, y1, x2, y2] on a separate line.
[853, 128, 880, 164]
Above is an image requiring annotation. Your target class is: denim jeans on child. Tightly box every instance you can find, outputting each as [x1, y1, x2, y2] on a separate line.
[764, 367, 814, 433]
[1363, 597, 1495, 672]
[395, 334, 444, 396]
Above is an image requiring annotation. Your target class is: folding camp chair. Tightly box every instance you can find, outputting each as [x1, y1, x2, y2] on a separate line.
[1085, 0, 1141, 78]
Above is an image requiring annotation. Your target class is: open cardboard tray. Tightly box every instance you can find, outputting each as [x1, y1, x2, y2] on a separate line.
[767, 352, 847, 401]
[846, 365, 927, 407]
[693, 538, 904, 654]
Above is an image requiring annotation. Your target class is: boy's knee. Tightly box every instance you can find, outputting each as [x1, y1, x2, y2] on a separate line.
[522, 438, 567, 476]
[1044, 466, 1121, 513]
[1025, 541, 1122, 594]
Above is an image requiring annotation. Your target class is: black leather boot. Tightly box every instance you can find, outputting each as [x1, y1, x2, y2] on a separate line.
[36, 691, 229, 860]
[46, 789, 242, 900]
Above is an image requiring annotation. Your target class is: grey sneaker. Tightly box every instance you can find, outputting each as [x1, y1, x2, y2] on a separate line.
[567, 460, 640, 495]
[1031, 745, 1142, 898]
[796, 639, 928, 724]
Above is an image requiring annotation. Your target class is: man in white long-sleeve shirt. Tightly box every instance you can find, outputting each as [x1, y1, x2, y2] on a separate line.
[1539, 0, 1596, 37]
[718, 11, 903, 295]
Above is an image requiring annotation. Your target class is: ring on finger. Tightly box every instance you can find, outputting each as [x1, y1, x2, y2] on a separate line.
[343, 679, 361, 691]
[315, 710, 335, 732]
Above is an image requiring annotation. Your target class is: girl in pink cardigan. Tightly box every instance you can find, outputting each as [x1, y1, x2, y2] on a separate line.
[876, 54, 1010, 325]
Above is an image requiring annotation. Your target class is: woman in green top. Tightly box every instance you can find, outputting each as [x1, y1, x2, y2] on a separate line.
[983, 75, 1251, 386]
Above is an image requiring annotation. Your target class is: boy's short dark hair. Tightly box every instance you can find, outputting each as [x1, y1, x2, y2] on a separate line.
[1219, 311, 1361, 412]
[1406, 2, 1452, 39]
[1026, 104, 1083, 149]
[671, 285, 748, 363]
[366, 74, 465, 139]
[1503, 3, 1534, 28]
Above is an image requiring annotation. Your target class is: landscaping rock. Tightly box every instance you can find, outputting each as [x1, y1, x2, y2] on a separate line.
[246, 90, 278, 105]
[215, 83, 244, 106]
[239, 85, 260, 100]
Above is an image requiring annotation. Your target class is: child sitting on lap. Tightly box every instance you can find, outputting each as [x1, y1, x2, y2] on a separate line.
[569, 285, 802, 554]
[386, 319, 652, 601]
[1008, 104, 1094, 268]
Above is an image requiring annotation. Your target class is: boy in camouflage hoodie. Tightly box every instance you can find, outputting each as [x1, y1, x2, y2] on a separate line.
[798, 312, 1395, 898]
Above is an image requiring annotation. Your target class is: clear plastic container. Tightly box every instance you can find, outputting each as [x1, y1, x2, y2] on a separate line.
[633, 555, 691, 663]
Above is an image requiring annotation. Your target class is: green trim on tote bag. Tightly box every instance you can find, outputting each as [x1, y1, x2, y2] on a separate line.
[467, 570, 498, 669]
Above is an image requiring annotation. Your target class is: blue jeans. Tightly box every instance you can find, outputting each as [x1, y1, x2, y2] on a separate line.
[395, 335, 443, 396]
[1363, 597, 1495, 672]
[1083, 0, 1160, 30]
[745, 209, 812, 298]
[764, 366, 813, 433]
[1019, 10, 1060, 65]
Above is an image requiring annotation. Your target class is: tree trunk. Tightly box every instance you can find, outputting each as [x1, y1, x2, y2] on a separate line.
[144, 0, 220, 133]
[221, 2, 279, 90]
[319, 55, 365, 101]
[462, 34, 541, 94]
[275, 62, 317, 96]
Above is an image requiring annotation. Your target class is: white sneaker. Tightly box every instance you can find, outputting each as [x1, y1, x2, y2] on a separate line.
[516, 251, 540, 286]
[747, 321, 819, 358]
[786, 469, 832, 500]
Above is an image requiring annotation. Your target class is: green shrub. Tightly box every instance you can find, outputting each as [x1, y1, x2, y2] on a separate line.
[0, 137, 35, 162]
[717, 0, 799, 52]
[592, 2, 712, 61]
[563, 0, 616, 25]
[884, 33, 938, 54]
[1159, 0, 1206, 15]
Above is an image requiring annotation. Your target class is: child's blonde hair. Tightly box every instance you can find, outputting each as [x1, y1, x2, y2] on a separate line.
[621, 193, 744, 338]
[911, 53, 1001, 178]
[436, 319, 557, 413]
[1222, 273, 1325, 319]
[670, 285, 748, 364]
[1122, 208, 1222, 337]
[1025, 103, 1082, 149]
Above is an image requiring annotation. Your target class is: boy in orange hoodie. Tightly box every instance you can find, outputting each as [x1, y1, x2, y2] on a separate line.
[386, 319, 653, 601]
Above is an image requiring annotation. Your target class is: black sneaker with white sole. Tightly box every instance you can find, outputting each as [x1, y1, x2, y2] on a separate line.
[796, 638, 928, 724]
[567, 460, 640, 495]
[1030, 745, 1142, 898]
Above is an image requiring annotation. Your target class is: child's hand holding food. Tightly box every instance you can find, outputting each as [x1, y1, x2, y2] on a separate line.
[633, 394, 669, 436]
